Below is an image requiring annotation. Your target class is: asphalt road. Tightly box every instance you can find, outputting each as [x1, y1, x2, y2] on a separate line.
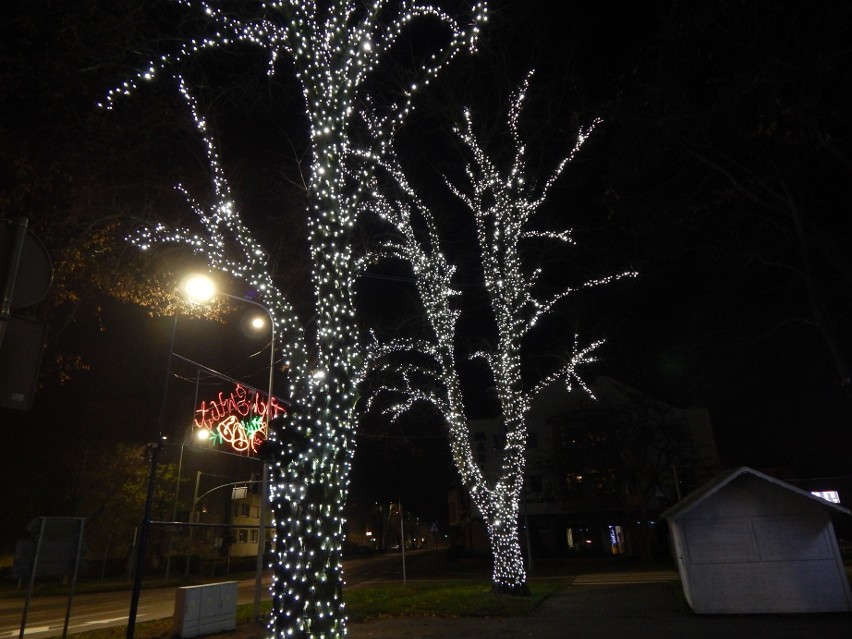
[0, 579, 264, 639]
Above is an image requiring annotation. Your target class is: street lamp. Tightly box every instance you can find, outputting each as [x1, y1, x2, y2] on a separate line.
[183, 274, 275, 424]
[183, 273, 275, 622]
[164, 425, 224, 581]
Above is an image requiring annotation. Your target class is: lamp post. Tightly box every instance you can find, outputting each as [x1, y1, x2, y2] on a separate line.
[184, 274, 275, 622]
[126, 311, 177, 639]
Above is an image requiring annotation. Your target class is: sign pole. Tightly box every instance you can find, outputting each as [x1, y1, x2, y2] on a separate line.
[0, 217, 27, 351]
[253, 462, 269, 621]
[18, 517, 44, 639]
[399, 499, 406, 586]
[62, 518, 86, 639]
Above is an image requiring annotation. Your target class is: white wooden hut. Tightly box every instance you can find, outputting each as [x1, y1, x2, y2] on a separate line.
[662, 466, 852, 614]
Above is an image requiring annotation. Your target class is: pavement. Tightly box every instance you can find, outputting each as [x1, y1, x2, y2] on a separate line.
[347, 573, 852, 639]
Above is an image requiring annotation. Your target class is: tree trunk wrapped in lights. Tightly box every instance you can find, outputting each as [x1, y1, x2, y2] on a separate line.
[107, 1, 488, 637]
[362, 72, 635, 595]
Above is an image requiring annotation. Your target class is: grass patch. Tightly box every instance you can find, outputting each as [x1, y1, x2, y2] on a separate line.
[344, 579, 565, 622]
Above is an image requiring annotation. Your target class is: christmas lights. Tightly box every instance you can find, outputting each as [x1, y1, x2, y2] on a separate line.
[110, 2, 488, 637]
[194, 383, 288, 430]
[362, 72, 636, 594]
[193, 382, 287, 454]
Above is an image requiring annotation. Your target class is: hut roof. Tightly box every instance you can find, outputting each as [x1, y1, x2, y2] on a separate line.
[662, 466, 851, 520]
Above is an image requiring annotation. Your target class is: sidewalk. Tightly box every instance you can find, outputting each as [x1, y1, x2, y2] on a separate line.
[348, 579, 852, 639]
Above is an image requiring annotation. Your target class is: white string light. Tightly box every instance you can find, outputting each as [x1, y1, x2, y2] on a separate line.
[110, 2, 488, 637]
[362, 71, 636, 594]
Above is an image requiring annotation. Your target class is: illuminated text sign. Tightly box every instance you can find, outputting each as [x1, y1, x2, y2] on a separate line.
[194, 383, 286, 455]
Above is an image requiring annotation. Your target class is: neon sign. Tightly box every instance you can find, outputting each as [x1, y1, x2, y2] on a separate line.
[193, 383, 287, 455]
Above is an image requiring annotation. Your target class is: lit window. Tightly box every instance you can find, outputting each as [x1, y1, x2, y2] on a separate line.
[811, 490, 841, 504]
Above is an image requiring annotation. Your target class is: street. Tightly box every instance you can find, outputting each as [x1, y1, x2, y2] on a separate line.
[1, 580, 263, 639]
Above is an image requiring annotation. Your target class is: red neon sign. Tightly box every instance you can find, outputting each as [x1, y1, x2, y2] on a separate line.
[193, 383, 287, 455]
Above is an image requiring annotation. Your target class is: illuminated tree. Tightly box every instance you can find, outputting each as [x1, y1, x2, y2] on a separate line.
[104, 1, 487, 637]
[362, 73, 635, 594]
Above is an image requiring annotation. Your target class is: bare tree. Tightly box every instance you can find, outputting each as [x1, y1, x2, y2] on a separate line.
[362, 73, 634, 593]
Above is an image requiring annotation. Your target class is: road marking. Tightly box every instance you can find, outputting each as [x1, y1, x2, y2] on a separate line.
[573, 572, 679, 585]
[2, 626, 52, 637]
[82, 617, 128, 625]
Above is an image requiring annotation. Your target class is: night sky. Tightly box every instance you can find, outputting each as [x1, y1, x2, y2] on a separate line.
[1, 0, 851, 545]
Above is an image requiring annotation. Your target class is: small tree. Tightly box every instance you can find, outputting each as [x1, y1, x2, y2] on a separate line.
[61, 442, 179, 575]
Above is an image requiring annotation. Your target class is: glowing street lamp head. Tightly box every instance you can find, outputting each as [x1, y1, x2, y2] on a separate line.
[184, 274, 216, 303]
[250, 315, 267, 331]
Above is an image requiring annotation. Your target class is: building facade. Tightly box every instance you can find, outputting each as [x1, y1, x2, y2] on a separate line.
[448, 377, 721, 561]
